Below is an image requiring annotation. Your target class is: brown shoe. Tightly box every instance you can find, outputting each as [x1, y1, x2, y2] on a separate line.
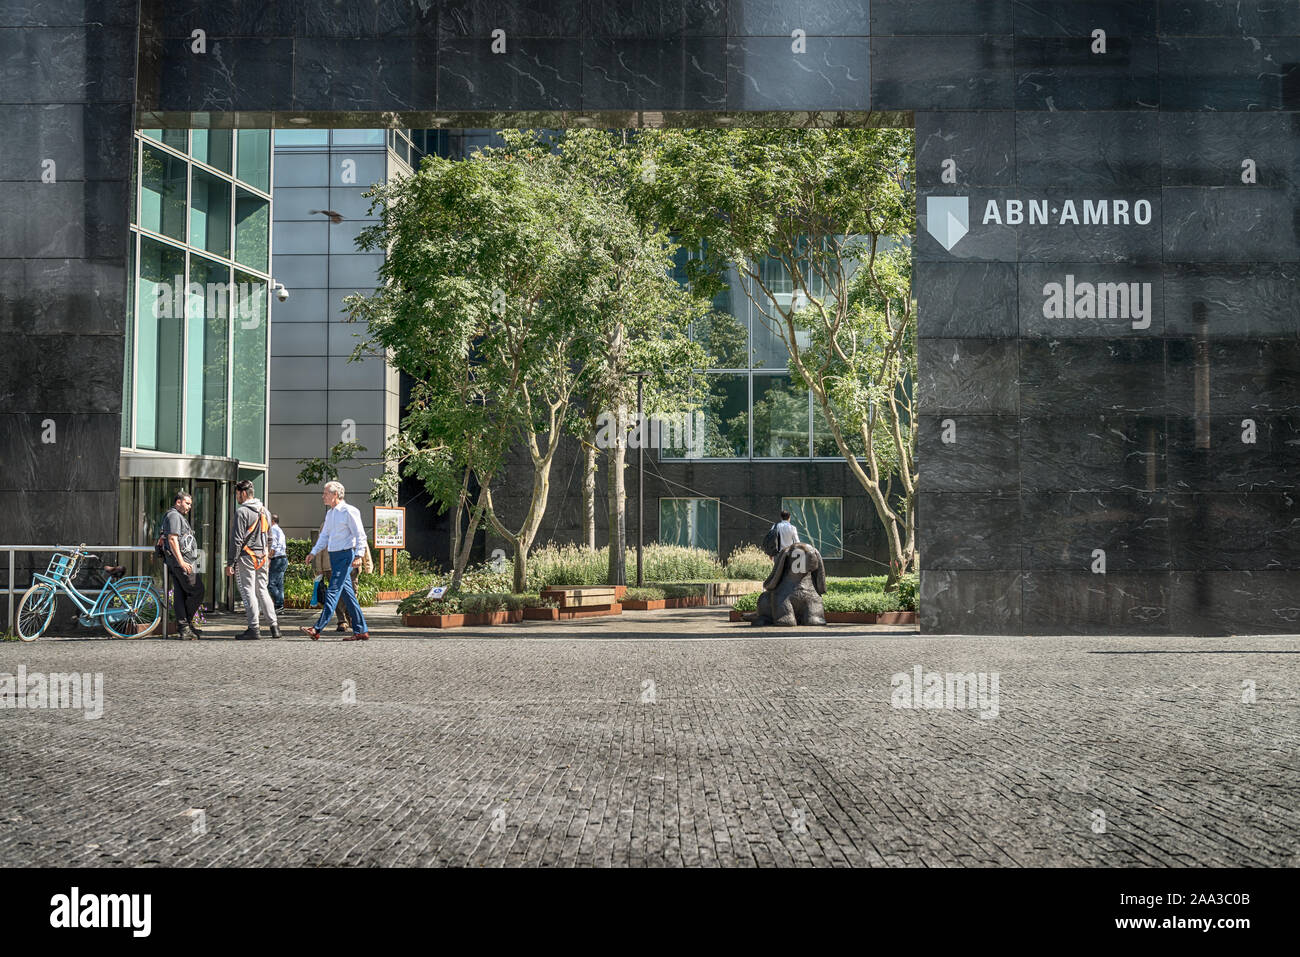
[341, 632, 369, 642]
[299, 625, 321, 641]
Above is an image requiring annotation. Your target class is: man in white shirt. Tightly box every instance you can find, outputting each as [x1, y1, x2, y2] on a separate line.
[267, 514, 288, 611]
[299, 481, 370, 641]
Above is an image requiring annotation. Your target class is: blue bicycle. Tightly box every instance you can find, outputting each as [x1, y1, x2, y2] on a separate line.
[16, 545, 164, 641]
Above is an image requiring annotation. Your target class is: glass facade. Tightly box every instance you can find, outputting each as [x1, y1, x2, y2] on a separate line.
[659, 498, 720, 554]
[662, 238, 892, 460]
[122, 128, 272, 470]
[782, 497, 843, 559]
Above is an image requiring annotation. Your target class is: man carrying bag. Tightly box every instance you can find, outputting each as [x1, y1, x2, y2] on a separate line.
[225, 480, 281, 640]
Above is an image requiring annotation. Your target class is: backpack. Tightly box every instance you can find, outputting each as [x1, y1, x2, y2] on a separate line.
[154, 509, 175, 560]
[238, 505, 271, 570]
[762, 523, 781, 558]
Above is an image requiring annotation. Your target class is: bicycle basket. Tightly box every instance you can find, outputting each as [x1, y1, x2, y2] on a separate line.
[45, 552, 76, 582]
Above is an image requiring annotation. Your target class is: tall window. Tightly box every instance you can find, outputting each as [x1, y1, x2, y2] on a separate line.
[782, 497, 843, 559]
[659, 498, 720, 555]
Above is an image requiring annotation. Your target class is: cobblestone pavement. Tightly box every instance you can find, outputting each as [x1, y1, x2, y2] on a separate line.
[1, 607, 1296, 867]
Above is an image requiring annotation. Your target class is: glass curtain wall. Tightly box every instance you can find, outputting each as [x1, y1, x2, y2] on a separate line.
[661, 239, 882, 462]
[124, 129, 273, 474]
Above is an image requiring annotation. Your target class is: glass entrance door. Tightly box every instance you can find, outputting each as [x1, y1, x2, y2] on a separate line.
[191, 480, 220, 609]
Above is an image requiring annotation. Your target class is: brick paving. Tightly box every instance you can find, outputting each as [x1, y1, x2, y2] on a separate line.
[0, 607, 1296, 867]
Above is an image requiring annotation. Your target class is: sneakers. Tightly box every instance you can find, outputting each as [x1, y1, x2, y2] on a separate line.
[235, 626, 261, 641]
[269, 624, 282, 639]
[299, 625, 321, 641]
[341, 631, 369, 642]
[178, 621, 198, 641]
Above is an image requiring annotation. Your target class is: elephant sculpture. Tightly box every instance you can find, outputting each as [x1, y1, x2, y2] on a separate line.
[746, 542, 827, 626]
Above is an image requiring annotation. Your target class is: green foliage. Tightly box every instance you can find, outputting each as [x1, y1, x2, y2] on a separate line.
[731, 576, 917, 614]
[295, 441, 369, 488]
[659, 583, 707, 598]
[894, 573, 919, 612]
[724, 545, 773, 581]
[398, 593, 462, 616]
[286, 538, 313, 563]
[823, 590, 905, 614]
[623, 586, 666, 602]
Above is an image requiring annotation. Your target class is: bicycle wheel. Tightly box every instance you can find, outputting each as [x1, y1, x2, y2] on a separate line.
[16, 583, 56, 641]
[103, 585, 163, 639]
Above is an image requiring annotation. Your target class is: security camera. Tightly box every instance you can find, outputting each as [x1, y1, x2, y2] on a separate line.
[273, 282, 289, 303]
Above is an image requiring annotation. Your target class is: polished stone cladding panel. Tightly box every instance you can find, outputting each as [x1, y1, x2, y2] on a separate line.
[4, 1, 1300, 635]
[1, 0, 137, 553]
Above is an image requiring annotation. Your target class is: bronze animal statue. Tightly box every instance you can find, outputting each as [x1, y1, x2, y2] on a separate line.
[746, 542, 827, 626]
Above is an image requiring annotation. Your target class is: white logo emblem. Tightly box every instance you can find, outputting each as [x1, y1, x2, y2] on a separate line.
[926, 196, 969, 251]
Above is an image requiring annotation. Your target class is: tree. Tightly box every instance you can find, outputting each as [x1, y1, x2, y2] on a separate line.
[486, 129, 713, 584]
[632, 128, 918, 584]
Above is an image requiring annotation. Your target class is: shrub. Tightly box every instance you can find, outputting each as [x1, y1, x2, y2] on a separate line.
[825, 576, 888, 593]
[724, 544, 772, 581]
[520, 594, 558, 609]
[527, 544, 608, 588]
[286, 538, 313, 563]
[637, 544, 725, 582]
[894, 573, 918, 611]
[822, 590, 904, 614]
[397, 593, 462, 616]
[460, 592, 513, 614]
[623, 586, 666, 602]
[660, 583, 706, 598]
[732, 592, 759, 612]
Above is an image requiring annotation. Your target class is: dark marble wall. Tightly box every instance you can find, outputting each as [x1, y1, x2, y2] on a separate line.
[4, 1, 1299, 632]
[0, 0, 138, 574]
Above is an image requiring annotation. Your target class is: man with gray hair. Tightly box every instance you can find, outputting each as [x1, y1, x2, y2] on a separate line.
[225, 479, 280, 640]
[300, 480, 370, 641]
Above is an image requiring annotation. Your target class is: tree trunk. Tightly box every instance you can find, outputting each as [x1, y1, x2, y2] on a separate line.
[606, 440, 626, 585]
[582, 429, 597, 550]
[450, 486, 488, 591]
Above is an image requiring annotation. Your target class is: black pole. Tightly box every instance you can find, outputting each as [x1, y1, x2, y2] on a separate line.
[637, 374, 645, 587]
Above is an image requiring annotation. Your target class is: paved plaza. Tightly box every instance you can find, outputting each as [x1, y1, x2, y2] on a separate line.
[1, 607, 1296, 867]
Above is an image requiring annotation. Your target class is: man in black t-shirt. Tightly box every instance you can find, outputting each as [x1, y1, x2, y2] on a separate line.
[161, 489, 204, 640]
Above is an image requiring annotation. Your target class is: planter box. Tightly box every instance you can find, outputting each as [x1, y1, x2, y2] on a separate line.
[665, 595, 707, 609]
[402, 613, 464, 629]
[622, 599, 666, 611]
[557, 604, 622, 620]
[522, 606, 559, 621]
[375, 589, 417, 601]
[826, 611, 919, 624]
[729, 609, 918, 624]
[613, 585, 627, 600]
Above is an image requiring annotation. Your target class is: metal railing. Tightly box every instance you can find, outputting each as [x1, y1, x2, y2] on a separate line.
[3, 545, 170, 637]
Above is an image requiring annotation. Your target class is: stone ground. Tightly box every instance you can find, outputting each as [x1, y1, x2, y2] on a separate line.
[0, 605, 1296, 867]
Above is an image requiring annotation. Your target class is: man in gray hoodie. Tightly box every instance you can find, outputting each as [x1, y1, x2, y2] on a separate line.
[225, 480, 280, 640]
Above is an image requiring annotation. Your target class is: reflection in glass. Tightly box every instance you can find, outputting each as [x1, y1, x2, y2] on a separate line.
[136, 238, 186, 452]
[782, 497, 843, 559]
[142, 129, 187, 150]
[752, 374, 808, 457]
[332, 129, 386, 146]
[658, 498, 720, 555]
[121, 239, 135, 446]
[189, 168, 231, 257]
[699, 373, 748, 458]
[232, 271, 267, 464]
[191, 129, 232, 172]
[140, 145, 186, 240]
[234, 188, 269, 271]
[692, 308, 747, 370]
[275, 128, 329, 147]
[236, 130, 271, 191]
[186, 256, 230, 456]
[812, 399, 866, 458]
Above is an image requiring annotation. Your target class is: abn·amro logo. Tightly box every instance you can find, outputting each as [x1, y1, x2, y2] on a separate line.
[926, 195, 969, 251]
